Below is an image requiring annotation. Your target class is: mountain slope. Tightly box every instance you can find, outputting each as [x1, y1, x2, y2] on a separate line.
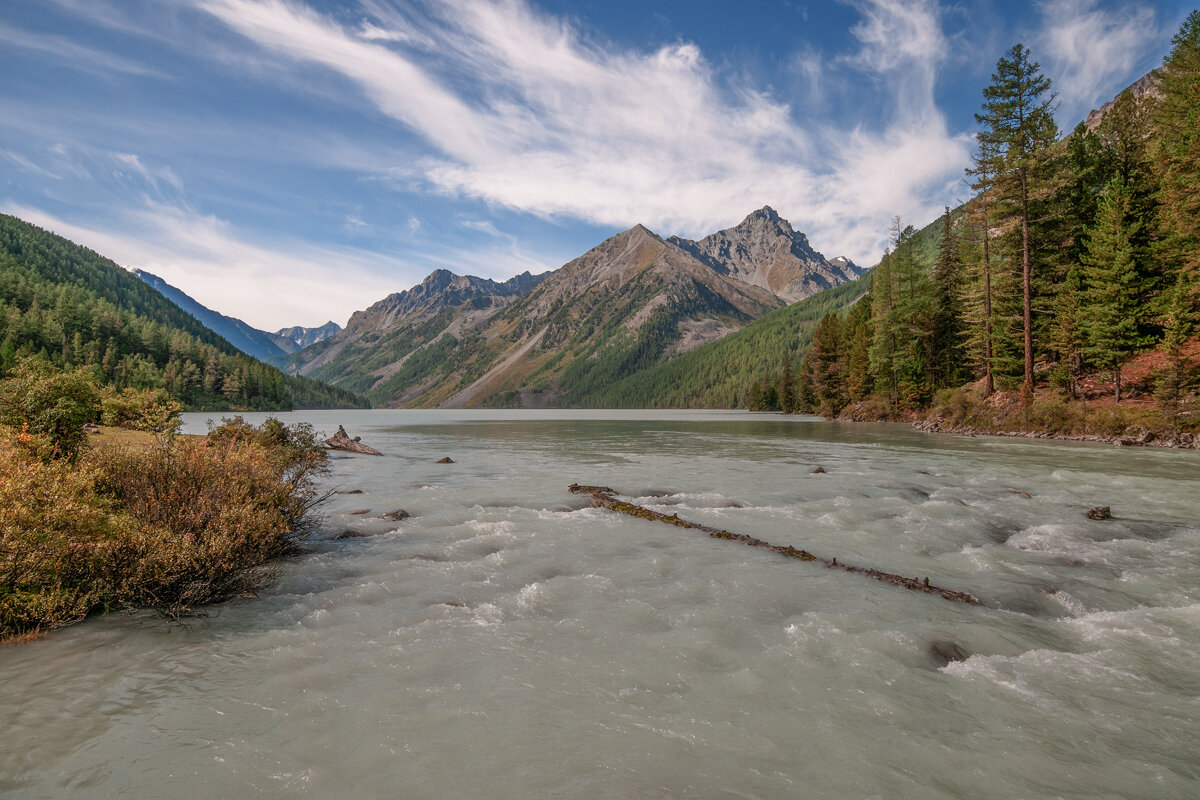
[289, 268, 547, 399]
[132, 269, 291, 361]
[568, 271, 873, 408]
[0, 214, 366, 410]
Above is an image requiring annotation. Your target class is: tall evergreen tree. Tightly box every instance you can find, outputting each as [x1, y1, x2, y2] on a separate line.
[929, 207, 966, 390]
[779, 356, 796, 415]
[1080, 176, 1148, 401]
[975, 44, 1058, 404]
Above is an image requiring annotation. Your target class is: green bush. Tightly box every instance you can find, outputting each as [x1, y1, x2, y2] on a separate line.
[100, 387, 182, 434]
[0, 355, 100, 459]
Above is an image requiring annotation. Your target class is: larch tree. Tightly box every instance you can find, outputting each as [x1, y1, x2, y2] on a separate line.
[975, 44, 1058, 405]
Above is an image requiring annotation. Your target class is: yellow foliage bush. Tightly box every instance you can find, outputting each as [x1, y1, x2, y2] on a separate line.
[0, 416, 329, 640]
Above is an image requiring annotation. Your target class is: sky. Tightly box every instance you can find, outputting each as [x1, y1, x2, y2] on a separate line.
[1, 0, 1192, 330]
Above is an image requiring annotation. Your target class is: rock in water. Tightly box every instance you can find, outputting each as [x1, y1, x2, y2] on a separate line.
[381, 509, 410, 521]
[1087, 506, 1112, 520]
[325, 425, 383, 455]
[927, 639, 969, 667]
[437, 456, 454, 463]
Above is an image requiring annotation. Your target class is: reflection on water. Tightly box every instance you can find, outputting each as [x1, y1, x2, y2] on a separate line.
[2, 410, 1198, 799]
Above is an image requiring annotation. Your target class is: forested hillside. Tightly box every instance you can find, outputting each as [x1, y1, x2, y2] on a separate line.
[789, 16, 1200, 435]
[0, 214, 366, 410]
[551, 272, 870, 409]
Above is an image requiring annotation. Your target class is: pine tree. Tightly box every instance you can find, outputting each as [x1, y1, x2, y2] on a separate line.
[1080, 176, 1148, 402]
[975, 44, 1058, 404]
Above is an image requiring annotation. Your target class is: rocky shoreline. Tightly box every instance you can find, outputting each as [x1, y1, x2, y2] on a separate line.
[909, 417, 1199, 450]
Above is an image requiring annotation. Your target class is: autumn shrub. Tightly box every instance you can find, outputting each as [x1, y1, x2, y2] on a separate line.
[90, 419, 329, 613]
[0, 425, 140, 637]
[0, 417, 330, 640]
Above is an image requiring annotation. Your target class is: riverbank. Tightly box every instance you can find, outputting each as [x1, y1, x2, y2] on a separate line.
[837, 381, 1199, 449]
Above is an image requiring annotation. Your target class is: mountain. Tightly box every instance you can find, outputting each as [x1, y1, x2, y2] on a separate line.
[270, 321, 341, 353]
[289, 208, 860, 408]
[668, 206, 865, 303]
[289, 269, 547, 396]
[132, 269, 290, 361]
[0, 214, 366, 410]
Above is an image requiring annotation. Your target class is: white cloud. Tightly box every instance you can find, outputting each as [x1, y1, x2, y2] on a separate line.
[1034, 0, 1167, 124]
[189, 0, 970, 264]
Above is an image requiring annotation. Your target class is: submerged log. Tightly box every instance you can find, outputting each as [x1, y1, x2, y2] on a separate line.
[568, 483, 981, 606]
[325, 425, 383, 455]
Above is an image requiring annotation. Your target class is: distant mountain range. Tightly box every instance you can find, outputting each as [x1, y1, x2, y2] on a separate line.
[131, 269, 340, 361]
[287, 207, 865, 407]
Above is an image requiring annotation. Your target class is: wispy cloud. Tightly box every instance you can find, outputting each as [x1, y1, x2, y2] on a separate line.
[186, 0, 968, 263]
[0, 21, 162, 78]
[1034, 0, 1167, 124]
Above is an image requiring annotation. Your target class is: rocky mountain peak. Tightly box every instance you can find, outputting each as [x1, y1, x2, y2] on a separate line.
[666, 207, 854, 303]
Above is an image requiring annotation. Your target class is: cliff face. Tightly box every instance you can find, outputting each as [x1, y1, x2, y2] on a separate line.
[1084, 71, 1162, 130]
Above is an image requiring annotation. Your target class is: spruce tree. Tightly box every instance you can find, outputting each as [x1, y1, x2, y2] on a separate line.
[929, 207, 966, 390]
[1049, 265, 1086, 398]
[779, 356, 796, 415]
[1080, 176, 1148, 401]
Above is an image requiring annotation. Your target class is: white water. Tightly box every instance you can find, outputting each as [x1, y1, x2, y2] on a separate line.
[2, 410, 1198, 799]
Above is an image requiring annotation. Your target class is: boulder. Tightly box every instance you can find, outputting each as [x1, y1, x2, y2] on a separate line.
[325, 425, 382, 455]
[1087, 506, 1112, 520]
[436, 456, 455, 463]
[381, 509, 410, 521]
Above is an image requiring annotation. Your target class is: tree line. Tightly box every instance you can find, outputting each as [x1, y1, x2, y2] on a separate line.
[781, 14, 1199, 426]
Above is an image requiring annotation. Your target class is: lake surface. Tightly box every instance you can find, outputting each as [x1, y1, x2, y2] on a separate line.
[2, 410, 1198, 799]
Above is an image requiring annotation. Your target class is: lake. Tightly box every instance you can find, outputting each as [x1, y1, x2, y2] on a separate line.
[2, 410, 1197, 799]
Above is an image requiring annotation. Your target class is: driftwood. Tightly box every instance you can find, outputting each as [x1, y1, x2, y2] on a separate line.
[568, 484, 980, 606]
[325, 425, 383, 455]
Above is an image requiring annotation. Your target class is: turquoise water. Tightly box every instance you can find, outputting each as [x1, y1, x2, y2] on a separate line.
[2, 410, 1198, 798]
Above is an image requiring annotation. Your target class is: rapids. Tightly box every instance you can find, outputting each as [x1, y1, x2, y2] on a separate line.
[2, 410, 1197, 799]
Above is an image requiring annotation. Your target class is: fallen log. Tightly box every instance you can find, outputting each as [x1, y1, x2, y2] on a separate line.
[568, 483, 980, 606]
[325, 425, 383, 455]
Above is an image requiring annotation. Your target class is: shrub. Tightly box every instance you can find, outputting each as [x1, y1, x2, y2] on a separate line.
[0, 355, 100, 459]
[100, 387, 182, 434]
[0, 417, 330, 639]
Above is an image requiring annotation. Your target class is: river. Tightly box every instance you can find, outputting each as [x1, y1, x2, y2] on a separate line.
[2, 410, 1198, 799]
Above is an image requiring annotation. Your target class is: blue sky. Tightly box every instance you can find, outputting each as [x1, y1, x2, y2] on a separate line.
[1, 0, 1191, 329]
